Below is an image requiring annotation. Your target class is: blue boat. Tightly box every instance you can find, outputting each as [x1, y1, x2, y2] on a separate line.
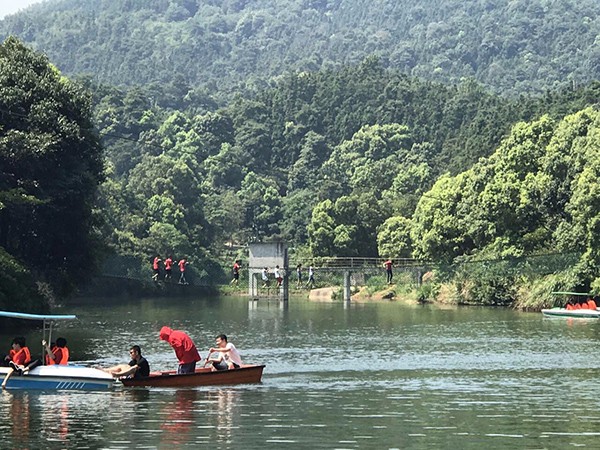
[0, 311, 114, 390]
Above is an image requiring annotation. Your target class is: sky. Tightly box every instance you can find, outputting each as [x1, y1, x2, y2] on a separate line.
[0, 0, 48, 19]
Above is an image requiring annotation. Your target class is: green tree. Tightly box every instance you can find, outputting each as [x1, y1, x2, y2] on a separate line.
[377, 216, 413, 259]
[0, 37, 105, 300]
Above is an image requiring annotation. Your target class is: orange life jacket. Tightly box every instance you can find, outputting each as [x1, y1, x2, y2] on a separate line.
[566, 304, 574, 310]
[574, 303, 581, 309]
[59, 347, 69, 365]
[10, 346, 31, 365]
[46, 346, 70, 365]
[581, 303, 590, 309]
[588, 300, 597, 310]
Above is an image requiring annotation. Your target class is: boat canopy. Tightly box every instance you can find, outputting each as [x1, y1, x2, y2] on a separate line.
[0, 311, 77, 321]
[551, 291, 592, 296]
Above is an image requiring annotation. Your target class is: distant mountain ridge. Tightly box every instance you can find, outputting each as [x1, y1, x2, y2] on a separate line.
[1, 0, 599, 98]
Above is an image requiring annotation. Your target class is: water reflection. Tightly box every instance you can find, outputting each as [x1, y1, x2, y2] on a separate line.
[209, 389, 239, 444]
[6, 392, 32, 445]
[4, 297, 600, 449]
[160, 389, 198, 446]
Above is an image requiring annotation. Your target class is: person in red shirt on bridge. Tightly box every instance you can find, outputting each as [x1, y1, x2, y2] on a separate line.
[152, 255, 162, 282]
[164, 256, 174, 282]
[159, 326, 201, 374]
[178, 258, 189, 285]
[383, 259, 394, 285]
[231, 260, 241, 285]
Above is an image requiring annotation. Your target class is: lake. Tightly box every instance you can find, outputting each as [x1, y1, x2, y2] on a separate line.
[1, 295, 600, 449]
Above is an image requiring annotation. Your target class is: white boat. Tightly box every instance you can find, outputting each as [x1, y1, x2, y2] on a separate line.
[541, 291, 600, 319]
[541, 308, 600, 319]
[0, 311, 114, 390]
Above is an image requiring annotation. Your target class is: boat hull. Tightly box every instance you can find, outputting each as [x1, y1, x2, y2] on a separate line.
[121, 364, 265, 387]
[542, 308, 600, 318]
[0, 365, 114, 390]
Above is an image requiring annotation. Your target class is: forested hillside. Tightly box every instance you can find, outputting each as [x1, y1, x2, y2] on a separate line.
[84, 55, 600, 294]
[1, 0, 600, 98]
[2, 0, 600, 309]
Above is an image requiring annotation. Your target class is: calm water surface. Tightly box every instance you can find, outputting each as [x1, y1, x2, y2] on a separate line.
[1, 296, 600, 449]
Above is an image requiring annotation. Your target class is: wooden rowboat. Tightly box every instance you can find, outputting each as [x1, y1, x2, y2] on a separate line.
[120, 364, 265, 388]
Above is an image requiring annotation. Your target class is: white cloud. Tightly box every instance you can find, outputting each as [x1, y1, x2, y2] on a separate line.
[0, 0, 49, 19]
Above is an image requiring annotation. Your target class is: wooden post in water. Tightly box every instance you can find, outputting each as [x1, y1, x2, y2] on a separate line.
[343, 271, 351, 302]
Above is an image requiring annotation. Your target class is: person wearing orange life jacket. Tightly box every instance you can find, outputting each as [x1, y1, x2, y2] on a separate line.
[587, 297, 598, 310]
[2, 337, 31, 388]
[43, 337, 69, 365]
[2, 336, 31, 367]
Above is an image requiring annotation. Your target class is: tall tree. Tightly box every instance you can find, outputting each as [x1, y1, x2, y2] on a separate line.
[0, 37, 104, 300]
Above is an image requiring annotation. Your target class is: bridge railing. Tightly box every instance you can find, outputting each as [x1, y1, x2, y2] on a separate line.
[303, 257, 428, 269]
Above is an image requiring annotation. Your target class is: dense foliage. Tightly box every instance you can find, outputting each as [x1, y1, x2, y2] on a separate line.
[409, 108, 600, 302]
[0, 37, 104, 310]
[83, 56, 600, 302]
[83, 60, 521, 275]
[2, 0, 600, 308]
[1, 0, 600, 99]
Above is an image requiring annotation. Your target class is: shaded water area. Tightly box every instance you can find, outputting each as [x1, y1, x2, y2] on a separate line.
[2, 295, 600, 449]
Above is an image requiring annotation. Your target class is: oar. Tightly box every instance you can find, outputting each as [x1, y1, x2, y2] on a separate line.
[203, 351, 213, 367]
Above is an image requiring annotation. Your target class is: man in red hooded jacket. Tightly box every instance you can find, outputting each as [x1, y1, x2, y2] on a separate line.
[159, 326, 201, 374]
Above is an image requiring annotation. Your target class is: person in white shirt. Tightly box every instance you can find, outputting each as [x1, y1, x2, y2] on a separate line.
[206, 334, 242, 370]
[261, 267, 269, 288]
[306, 265, 315, 288]
[274, 265, 283, 287]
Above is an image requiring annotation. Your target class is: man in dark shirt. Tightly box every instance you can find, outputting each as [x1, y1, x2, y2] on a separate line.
[106, 345, 150, 379]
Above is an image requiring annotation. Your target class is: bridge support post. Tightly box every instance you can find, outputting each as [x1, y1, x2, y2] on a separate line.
[343, 271, 351, 302]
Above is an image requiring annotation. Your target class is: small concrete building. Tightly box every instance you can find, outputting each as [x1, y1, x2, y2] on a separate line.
[248, 242, 288, 300]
